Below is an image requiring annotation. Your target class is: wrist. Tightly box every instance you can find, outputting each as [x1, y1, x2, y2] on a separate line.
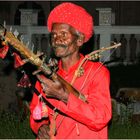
[60, 92, 68, 104]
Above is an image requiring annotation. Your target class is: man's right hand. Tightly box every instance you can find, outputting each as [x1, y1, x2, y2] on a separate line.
[37, 124, 50, 139]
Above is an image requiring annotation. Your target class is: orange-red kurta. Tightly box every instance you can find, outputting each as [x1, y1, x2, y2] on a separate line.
[30, 54, 112, 139]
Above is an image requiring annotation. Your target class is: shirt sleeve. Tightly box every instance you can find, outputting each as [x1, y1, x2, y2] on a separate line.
[60, 66, 112, 131]
[29, 81, 49, 134]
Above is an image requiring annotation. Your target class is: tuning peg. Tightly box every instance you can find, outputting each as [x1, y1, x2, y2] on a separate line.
[3, 20, 6, 28]
[111, 41, 117, 45]
[48, 58, 58, 67]
[36, 51, 44, 57]
[42, 55, 47, 62]
[19, 35, 24, 43]
[13, 29, 19, 38]
[31, 43, 34, 51]
[10, 26, 12, 32]
[32, 69, 41, 75]
[26, 41, 30, 48]
[22, 58, 29, 63]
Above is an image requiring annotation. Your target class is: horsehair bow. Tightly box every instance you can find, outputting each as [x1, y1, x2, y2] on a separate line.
[71, 43, 122, 85]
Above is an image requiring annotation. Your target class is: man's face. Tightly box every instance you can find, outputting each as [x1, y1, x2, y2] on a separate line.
[50, 23, 79, 58]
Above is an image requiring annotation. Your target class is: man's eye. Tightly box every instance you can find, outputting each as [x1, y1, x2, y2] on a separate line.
[61, 32, 67, 37]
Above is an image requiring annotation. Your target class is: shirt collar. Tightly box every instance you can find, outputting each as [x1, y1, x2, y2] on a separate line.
[58, 54, 84, 74]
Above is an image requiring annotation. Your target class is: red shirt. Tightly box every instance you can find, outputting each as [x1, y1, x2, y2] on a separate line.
[30, 54, 112, 139]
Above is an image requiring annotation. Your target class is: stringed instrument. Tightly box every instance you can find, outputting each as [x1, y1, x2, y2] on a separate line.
[0, 24, 121, 102]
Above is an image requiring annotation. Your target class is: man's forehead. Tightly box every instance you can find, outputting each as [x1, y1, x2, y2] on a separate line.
[52, 23, 72, 29]
[51, 23, 77, 33]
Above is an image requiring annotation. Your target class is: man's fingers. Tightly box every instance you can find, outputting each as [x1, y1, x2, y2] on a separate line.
[37, 75, 52, 84]
[38, 125, 50, 139]
[37, 74, 47, 83]
[41, 83, 48, 93]
[40, 126, 48, 134]
[37, 75, 61, 88]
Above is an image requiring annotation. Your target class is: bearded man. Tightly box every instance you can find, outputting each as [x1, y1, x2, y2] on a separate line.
[29, 2, 112, 139]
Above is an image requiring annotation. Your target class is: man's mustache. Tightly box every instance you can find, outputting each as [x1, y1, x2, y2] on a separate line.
[52, 44, 67, 49]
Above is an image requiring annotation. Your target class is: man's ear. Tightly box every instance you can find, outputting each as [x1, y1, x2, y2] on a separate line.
[77, 33, 85, 47]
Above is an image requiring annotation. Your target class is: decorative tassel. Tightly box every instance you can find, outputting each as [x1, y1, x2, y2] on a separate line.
[17, 72, 31, 88]
[41, 102, 48, 118]
[33, 95, 48, 120]
[49, 111, 58, 139]
[75, 123, 80, 136]
[33, 95, 42, 120]
[33, 102, 42, 120]
[0, 45, 9, 59]
[12, 52, 25, 68]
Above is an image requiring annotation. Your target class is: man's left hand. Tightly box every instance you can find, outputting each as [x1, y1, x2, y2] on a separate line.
[37, 75, 68, 103]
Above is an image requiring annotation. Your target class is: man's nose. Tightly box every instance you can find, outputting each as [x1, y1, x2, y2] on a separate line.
[54, 35, 63, 45]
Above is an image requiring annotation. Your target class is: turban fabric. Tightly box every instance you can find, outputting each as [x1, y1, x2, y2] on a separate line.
[47, 2, 94, 43]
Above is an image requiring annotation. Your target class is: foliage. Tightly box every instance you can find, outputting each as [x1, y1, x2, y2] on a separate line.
[112, 101, 134, 125]
[110, 98, 140, 139]
[0, 108, 140, 139]
[0, 110, 35, 139]
[109, 123, 140, 139]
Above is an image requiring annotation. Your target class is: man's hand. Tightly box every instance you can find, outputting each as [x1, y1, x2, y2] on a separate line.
[37, 75, 68, 104]
[37, 124, 50, 139]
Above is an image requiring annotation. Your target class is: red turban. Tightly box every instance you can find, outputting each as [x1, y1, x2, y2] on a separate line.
[47, 2, 94, 43]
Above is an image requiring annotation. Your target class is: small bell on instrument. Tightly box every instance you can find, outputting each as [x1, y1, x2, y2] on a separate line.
[77, 67, 84, 77]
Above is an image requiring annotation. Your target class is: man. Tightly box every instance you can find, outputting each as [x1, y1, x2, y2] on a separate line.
[30, 2, 112, 139]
